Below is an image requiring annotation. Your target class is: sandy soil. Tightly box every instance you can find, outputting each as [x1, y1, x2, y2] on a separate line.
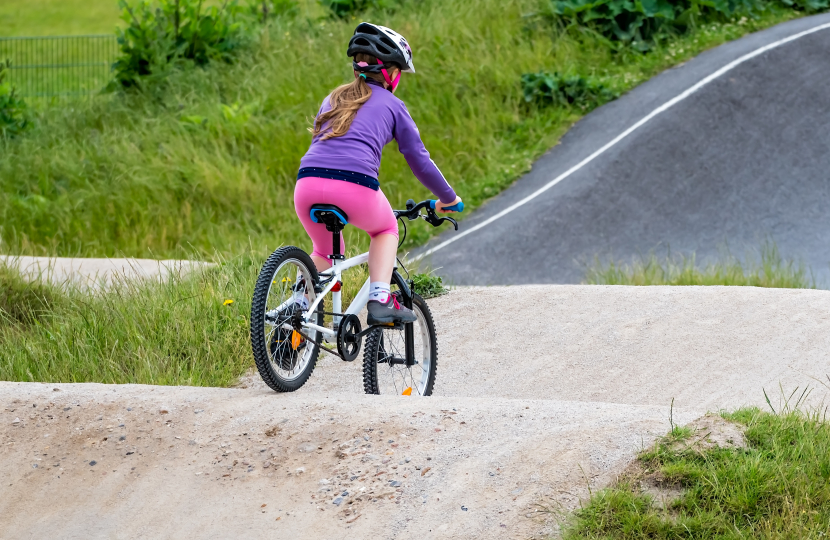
[2, 285, 828, 539]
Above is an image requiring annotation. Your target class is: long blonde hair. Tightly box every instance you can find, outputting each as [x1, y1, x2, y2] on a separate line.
[310, 53, 395, 141]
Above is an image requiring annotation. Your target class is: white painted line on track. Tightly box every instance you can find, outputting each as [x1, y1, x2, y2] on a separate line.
[416, 21, 830, 261]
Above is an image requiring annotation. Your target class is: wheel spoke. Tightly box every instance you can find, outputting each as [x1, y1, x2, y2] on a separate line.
[254, 254, 322, 386]
[365, 298, 434, 396]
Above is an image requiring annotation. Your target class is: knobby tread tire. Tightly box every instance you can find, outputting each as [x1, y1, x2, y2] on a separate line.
[250, 246, 322, 393]
[362, 293, 438, 396]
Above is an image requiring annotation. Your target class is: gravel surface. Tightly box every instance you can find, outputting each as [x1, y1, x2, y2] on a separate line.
[0, 256, 210, 290]
[2, 285, 829, 539]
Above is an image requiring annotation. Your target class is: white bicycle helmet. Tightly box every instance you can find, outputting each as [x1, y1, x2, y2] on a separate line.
[347, 22, 415, 74]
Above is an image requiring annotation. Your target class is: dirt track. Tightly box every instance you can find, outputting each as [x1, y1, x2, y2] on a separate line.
[2, 286, 829, 539]
[0, 256, 209, 289]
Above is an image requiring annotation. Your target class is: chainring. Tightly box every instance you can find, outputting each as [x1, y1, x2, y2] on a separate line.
[336, 313, 362, 362]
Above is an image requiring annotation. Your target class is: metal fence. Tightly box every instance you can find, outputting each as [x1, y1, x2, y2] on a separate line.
[0, 35, 118, 98]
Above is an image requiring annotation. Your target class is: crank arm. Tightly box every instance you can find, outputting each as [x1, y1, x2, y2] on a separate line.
[293, 328, 346, 361]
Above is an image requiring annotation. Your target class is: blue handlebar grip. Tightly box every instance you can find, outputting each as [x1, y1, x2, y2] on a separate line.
[430, 200, 465, 212]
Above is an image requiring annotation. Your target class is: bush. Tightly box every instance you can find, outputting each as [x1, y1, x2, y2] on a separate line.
[320, 0, 394, 18]
[411, 272, 448, 299]
[112, 0, 253, 89]
[521, 71, 618, 110]
[0, 60, 31, 139]
[778, 0, 830, 11]
[551, 0, 760, 49]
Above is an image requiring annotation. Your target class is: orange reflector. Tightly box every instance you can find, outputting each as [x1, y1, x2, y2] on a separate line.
[402, 387, 412, 396]
[290, 331, 303, 350]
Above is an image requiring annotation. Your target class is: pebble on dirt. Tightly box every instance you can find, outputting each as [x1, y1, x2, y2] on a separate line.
[89, 461, 97, 466]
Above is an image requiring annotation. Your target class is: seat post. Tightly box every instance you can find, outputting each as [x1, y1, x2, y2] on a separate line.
[331, 229, 343, 259]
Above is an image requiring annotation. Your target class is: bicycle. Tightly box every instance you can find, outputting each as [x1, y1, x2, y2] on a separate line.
[250, 198, 464, 395]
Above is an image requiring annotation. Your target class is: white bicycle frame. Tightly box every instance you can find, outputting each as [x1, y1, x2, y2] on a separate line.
[299, 252, 396, 342]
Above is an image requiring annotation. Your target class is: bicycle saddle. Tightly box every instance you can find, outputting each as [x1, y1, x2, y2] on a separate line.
[309, 204, 349, 232]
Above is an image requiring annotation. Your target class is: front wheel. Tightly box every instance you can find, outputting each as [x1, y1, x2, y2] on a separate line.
[362, 293, 437, 396]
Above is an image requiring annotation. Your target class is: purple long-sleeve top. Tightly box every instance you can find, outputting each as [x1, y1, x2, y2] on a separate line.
[299, 79, 457, 204]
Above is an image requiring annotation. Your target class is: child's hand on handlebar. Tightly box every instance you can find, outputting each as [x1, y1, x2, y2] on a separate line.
[435, 196, 463, 213]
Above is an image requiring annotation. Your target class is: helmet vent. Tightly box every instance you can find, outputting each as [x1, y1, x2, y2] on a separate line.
[376, 44, 391, 54]
[356, 23, 379, 35]
[379, 36, 396, 50]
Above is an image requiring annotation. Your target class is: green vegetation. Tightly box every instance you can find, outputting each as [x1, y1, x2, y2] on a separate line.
[0, 257, 255, 385]
[0, 0, 123, 36]
[112, 0, 256, 89]
[0, 264, 60, 326]
[0, 256, 438, 385]
[410, 271, 448, 299]
[320, 0, 393, 18]
[550, 0, 829, 50]
[0, 60, 30, 138]
[585, 244, 816, 288]
[522, 71, 618, 110]
[563, 407, 830, 539]
[0, 0, 812, 260]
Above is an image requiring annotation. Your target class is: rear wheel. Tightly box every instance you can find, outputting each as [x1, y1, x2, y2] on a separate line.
[250, 246, 323, 392]
[362, 293, 437, 396]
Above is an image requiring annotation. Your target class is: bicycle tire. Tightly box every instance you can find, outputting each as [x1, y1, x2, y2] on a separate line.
[362, 293, 438, 396]
[250, 246, 323, 392]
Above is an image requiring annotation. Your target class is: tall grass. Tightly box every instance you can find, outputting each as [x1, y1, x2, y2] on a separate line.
[563, 407, 830, 539]
[0, 0, 806, 260]
[0, 251, 370, 385]
[585, 243, 816, 288]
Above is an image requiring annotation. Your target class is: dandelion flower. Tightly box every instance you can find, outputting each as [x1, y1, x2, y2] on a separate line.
[223, 299, 234, 306]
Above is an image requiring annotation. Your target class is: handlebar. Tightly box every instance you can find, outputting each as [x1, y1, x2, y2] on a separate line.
[393, 199, 464, 230]
[429, 199, 465, 213]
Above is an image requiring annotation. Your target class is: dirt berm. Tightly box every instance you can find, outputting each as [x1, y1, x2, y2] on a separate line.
[2, 286, 828, 539]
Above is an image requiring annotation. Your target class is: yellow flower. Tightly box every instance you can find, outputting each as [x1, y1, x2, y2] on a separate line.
[223, 299, 234, 306]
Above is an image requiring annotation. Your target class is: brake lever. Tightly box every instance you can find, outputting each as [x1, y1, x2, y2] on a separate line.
[423, 211, 459, 230]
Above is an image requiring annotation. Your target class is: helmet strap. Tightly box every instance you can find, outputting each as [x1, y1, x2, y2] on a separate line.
[378, 58, 400, 92]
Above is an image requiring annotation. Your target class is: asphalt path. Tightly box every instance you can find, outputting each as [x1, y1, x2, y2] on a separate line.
[417, 14, 830, 285]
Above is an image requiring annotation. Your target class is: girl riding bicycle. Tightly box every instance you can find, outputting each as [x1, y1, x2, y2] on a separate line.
[294, 22, 462, 326]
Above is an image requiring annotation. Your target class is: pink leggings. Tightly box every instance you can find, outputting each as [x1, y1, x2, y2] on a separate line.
[294, 177, 399, 259]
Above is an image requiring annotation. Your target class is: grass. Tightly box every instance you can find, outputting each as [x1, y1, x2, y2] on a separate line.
[0, 0, 123, 36]
[0, 0, 810, 261]
[0, 264, 61, 326]
[0, 256, 256, 385]
[0, 252, 374, 385]
[562, 406, 830, 539]
[585, 243, 817, 288]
